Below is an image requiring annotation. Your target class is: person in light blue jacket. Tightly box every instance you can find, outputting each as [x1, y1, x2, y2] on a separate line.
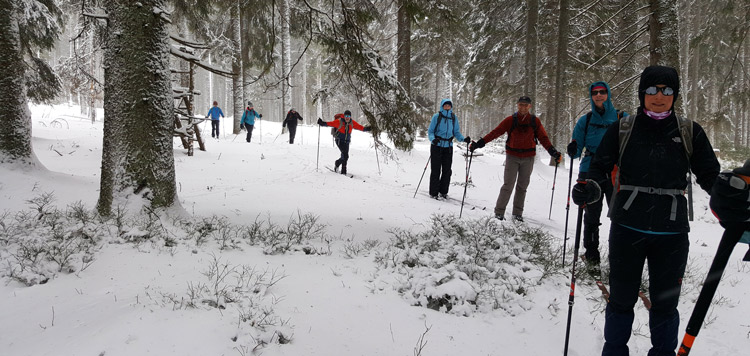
[427, 99, 470, 199]
[206, 101, 224, 138]
[240, 101, 262, 142]
[567, 81, 628, 266]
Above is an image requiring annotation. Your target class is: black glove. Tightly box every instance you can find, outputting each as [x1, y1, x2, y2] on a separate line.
[710, 161, 750, 226]
[259, 114, 263, 118]
[432, 138, 440, 146]
[548, 146, 562, 163]
[463, 136, 471, 143]
[469, 138, 485, 152]
[363, 126, 372, 132]
[567, 140, 577, 157]
[317, 118, 326, 126]
[240, 123, 245, 131]
[572, 179, 602, 206]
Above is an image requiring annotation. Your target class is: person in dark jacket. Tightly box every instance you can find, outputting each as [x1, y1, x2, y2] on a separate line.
[283, 108, 303, 144]
[572, 66, 720, 356]
[317, 110, 371, 175]
[469, 96, 561, 222]
[241, 101, 262, 143]
[206, 101, 224, 138]
[567, 81, 629, 268]
[427, 99, 470, 200]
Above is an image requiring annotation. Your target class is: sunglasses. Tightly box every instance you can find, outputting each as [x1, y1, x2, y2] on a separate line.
[345, 115, 351, 118]
[591, 90, 608, 96]
[643, 86, 674, 96]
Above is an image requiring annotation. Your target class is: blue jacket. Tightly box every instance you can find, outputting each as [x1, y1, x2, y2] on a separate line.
[428, 99, 466, 148]
[241, 108, 260, 125]
[570, 81, 628, 172]
[207, 106, 224, 120]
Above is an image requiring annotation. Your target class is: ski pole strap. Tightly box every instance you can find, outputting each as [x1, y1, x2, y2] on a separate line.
[619, 185, 687, 221]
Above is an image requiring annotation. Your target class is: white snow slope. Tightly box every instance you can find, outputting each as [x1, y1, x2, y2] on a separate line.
[0, 105, 748, 356]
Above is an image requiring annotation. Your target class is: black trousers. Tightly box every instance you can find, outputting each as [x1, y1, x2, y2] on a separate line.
[335, 138, 350, 165]
[288, 124, 297, 144]
[211, 120, 220, 137]
[602, 223, 688, 356]
[245, 124, 254, 142]
[578, 171, 614, 259]
[429, 145, 453, 196]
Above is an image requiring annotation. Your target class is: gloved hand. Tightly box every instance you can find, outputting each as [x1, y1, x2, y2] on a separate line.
[317, 118, 326, 126]
[464, 136, 471, 143]
[572, 179, 602, 206]
[548, 146, 562, 164]
[567, 140, 577, 157]
[432, 138, 440, 146]
[259, 114, 263, 118]
[710, 160, 750, 226]
[363, 126, 372, 132]
[240, 123, 245, 131]
[469, 138, 485, 152]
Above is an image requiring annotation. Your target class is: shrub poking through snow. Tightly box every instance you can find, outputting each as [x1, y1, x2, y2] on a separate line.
[373, 214, 560, 316]
[0, 194, 104, 285]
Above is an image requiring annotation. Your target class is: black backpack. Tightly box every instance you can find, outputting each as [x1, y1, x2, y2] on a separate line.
[505, 113, 538, 152]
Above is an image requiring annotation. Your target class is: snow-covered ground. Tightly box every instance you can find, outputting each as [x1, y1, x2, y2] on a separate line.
[0, 104, 748, 356]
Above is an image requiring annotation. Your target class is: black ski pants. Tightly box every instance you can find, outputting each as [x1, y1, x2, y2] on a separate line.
[578, 171, 614, 261]
[429, 145, 453, 197]
[211, 120, 220, 138]
[288, 123, 298, 144]
[245, 124, 254, 142]
[335, 137, 350, 166]
[602, 223, 689, 356]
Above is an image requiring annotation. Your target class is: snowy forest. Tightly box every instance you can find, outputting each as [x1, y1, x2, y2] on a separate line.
[2, 0, 750, 355]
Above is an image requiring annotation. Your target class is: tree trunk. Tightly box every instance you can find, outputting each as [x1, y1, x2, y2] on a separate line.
[0, 0, 34, 164]
[97, 0, 177, 215]
[397, 1, 411, 96]
[280, 0, 292, 113]
[648, 0, 680, 69]
[231, 2, 243, 134]
[550, 0, 570, 146]
[524, 0, 538, 100]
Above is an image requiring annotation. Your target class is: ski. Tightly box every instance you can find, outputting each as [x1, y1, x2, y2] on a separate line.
[580, 255, 651, 309]
[324, 166, 353, 178]
[419, 193, 486, 211]
[581, 255, 609, 302]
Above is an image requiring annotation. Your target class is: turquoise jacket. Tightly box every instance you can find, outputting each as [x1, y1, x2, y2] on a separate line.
[570, 81, 628, 172]
[428, 99, 466, 148]
[241, 108, 260, 125]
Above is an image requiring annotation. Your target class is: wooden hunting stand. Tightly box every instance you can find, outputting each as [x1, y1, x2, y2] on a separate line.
[169, 35, 234, 156]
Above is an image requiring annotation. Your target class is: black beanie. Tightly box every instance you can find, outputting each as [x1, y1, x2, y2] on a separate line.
[344, 110, 352, 116]
[638, 65, 680, 109]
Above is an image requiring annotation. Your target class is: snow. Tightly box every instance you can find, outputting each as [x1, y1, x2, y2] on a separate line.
[1, 104, 749, 355]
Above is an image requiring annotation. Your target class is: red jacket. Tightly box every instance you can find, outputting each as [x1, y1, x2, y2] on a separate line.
[325, 115, 365, 135]
[482, 113, 553, 158]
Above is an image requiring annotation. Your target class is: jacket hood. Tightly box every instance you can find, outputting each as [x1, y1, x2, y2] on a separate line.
[588, 81, 617, 124]
[439, 98, 453, 117]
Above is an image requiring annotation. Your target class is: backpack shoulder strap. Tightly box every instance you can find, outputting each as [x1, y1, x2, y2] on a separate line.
[582, 112, 593, 148]
[618, 114, 636, 165]
[677, 116, 693, 158]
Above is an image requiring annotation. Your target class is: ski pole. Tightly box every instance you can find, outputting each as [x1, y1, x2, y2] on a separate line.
[460, 146, 473, 218]
[549, 160, 559, 219]
[374, 139, 381, 175]
[413, 155, 431, 198]
[677, 224, 747, 355]
[316, 119, 321, 171]
[562, 156, 576, 267]
[563, 201, 585, 356]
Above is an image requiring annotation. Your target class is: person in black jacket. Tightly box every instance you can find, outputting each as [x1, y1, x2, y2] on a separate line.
[572, 65, 720, 356]
[283, 108, 303, 144]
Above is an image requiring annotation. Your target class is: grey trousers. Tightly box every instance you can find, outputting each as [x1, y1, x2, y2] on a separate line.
[495, 155, 535, 216]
